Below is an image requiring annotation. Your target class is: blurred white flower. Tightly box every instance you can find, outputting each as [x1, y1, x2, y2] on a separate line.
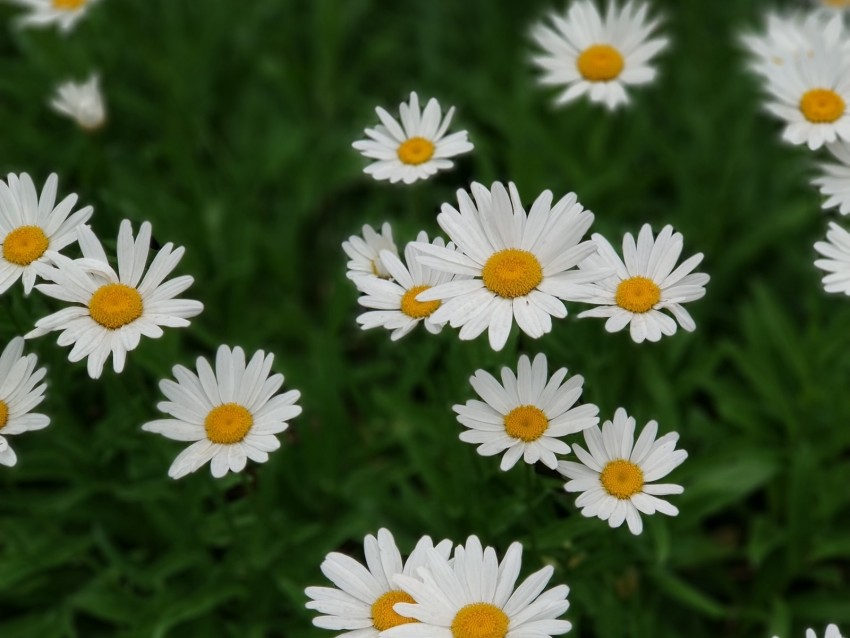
[50, 75, 106, 130]
[814, 221, 850, 294]
[813, 141, 850, 215]
[11, 0, 98, 33]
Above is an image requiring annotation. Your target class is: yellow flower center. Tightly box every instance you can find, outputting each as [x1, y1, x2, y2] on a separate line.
[482, 249, 543, 299]
[451, 603, 509, 638]
[3, 226, 49, 266]
[52, 0, 86, 9]
[504, 405, 549, 442]
[0, 400, 8, 430]
[204, 403, 254, 444]
[800, 89, 846, 124]
[397, 137, 435, 165]
[401, 285, 441, 319]
[615, 276, 661, 313]
[600, 459, 644, 499]
[823, 0, 850, 7]
[577, 44, 625, 82]
[89, 284, 144, 329]
[371, 590, 418, 631]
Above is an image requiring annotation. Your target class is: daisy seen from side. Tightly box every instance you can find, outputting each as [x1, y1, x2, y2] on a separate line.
[142, 345, 301, 479]
[27, 220, 203, 378]
[557, 407, 687, 535]
[0, 172, 93, 295]
[386, 535, 572, 638]
[413, 181, 603, 352]
[306, 529, 453, 636]
[352, 92, 473, 185]
[343, 222, 399, 287]
[50, 74, 106, 130]
[570, 224, 709, 343]
[531, 0, 669, 110]
[454, 353, 599, 471]
[813, 142, 850, 214]
[0, 337, 49, 468]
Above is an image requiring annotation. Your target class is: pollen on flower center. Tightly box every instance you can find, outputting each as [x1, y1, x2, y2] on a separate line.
[577, 44, 625, 82]
[482, 249, 543, 299]
[3, 226, 49, 266]
[615, 276, 661, 313]
[504, 405, 549, 442]
[0, 400, 8, 430]
[800, 89, 846, 124]
[204, 403, 254, 444]
[401, 285, 441, 319]
[371, 590, 418, 631]
[89, 284, 144, 329]
[451, 602, 509, 638]
[52, 0, 86, 9]
[397, 137, 435, 165]
[600, 459, 644, 499]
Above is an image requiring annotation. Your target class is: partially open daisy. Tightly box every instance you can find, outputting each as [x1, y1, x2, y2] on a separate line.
[356, 232, 458, 341]
[557, 407, 687, 535]
[413, 181, 601, 351]
[387, 535, 572, 638]
[0, 172, 93, 295]
[142, 345, 301, 479]
[814, 221, 850, 294]
[570, 224, 709, 343]
[27, 220, 203, 379]
[762, 18, 850, 150]
[454, 353, 599, 471]
[0, 337, 49, 468]
[10, 0, 97, 33]
[306, 529, 452, 636]
[531, 0, 668, 110]
[352, 92, 473, 185]
[813, 142, 850, 215]
[343, 222, 399, 288]
[50, 74, 106, 131]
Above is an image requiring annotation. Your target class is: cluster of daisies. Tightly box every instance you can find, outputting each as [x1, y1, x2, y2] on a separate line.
[0, 172, 301, 476]
[742, 5, 850, 298]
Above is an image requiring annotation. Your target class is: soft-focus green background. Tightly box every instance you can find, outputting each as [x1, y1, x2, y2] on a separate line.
[1, 0, 848, 636]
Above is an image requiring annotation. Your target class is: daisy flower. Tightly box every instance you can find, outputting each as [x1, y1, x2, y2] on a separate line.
[762, 17, 850, 150]
[352, 92, 473, 185]
[570, 224, 709, 343]
[454, 353, 599, 471]
[0, 172, 93, 295]
[387, 535, 572, 638]
[530, 0, 669, 110]
[50, 74, 106, 130]
[343, 222, 399, 287]
[27, 220, 203, 379]
[10, 0, 97, 33]
[0, 337, 49, 468]
[142, 345, 301, 479]
[305, 529, 452, 636]
[813, 0, 850, 13]
[413, 181, 602, 352]
[557, 407, 687, 535]
[814, 221, 850, 294]
[813, 142, 850, 214]
[741, 12, 832, 77]
[356, 232, 458, 340]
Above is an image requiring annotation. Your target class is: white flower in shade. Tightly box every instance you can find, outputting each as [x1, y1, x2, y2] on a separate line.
[531, 0, 668, 110]
[387, 535, 572, 638]
[356, 232, 458, 340]
[27, 220, 203, 379]
[305, 529, 453, 636]
[813, 142, 850, 214]
[11, 0, 97, 33]
[814, 221, 850, 294]
[50, 74, 106, 130]
[762, 17, 850, 150]
[413, 181, 603, 352]
[454, 353, 599, 471]
[557, 408, 687, 535]
[0, 172, 93, 295]
[142, 345, 301, 479]
[352, 92, 473, 185]
[0, 337, 49, 467]
[343, 222, 399, 287]
[570, 224, 708, 343]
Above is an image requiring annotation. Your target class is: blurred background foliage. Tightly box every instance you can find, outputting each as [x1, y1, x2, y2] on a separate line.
[0, 0, 848, 636]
